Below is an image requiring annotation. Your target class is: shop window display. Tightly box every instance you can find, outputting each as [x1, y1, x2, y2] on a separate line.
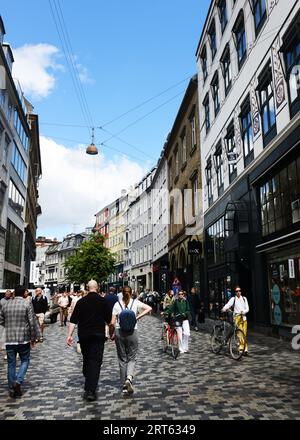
[269, 253, 300, 327]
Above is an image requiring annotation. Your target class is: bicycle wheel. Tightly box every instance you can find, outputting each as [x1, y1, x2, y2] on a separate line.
[161, 325, 168, 353]
[210, 326, 223, 354]
[170, 330, 179, 359]
[229, 329, 245, 360]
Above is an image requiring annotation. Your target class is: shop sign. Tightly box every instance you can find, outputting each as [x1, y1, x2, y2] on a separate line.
[288, 259, 295, 279]
[272, 284, 280, 305]
[188, 240, 202, 255]
[274, 305, 282, 326]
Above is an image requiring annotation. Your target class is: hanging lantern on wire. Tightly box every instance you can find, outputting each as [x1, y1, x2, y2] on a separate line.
[86, 127, 98, 155]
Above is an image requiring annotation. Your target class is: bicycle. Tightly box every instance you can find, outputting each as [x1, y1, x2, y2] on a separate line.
[210, 312, 246, 360]
[161, 314, 182, 359]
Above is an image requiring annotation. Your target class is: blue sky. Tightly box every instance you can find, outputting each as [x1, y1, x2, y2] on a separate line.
[1, 0, 211, 239]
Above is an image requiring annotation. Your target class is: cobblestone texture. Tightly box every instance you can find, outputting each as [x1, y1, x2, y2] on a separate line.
[0, 315, 300, 420]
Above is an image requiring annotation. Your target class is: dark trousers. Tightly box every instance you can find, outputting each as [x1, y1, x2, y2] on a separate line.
[80, 337, 104, 393]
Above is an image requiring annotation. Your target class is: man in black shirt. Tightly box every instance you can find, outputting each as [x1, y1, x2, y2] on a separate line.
[32, 288, 48, 342]
[67, 280, 111, 402]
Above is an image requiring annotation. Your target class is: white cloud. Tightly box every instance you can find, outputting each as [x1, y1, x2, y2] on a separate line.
[37, 136, 146, 239]
[12, 43, 62, 99]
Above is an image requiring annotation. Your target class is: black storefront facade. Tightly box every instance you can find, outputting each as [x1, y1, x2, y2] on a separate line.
[204, 122, 300, 338]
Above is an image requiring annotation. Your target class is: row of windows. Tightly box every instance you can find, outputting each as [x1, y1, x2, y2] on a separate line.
[132, 223, 153, 242]
[132, 244, 152, 266]
[168, 111, 197, 185]
[201, 1, 267, 82]
[11, 142, 27, 184]
[204, 12, 300, 207]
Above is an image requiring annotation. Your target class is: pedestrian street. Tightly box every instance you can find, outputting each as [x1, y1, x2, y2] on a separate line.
[0, 315, 300, 420]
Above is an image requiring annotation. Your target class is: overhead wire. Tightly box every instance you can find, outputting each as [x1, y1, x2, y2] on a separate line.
[41, 134, 155, 165]
[48, 0, 94, 136]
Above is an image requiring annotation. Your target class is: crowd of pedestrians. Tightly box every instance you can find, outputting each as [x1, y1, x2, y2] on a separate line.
[0, 281, 250, 401]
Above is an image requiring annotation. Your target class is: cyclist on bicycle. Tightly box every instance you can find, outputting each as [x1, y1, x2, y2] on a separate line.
[221, 286, 249, 355]
[165, 290, 191, 354]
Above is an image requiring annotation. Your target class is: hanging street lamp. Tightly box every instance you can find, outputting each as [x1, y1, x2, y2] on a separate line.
[86, 127, 98, 155]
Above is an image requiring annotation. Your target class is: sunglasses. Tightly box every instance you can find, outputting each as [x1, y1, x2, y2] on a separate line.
[235, 289, 241, 292]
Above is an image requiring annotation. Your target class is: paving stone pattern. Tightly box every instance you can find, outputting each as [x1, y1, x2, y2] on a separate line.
[0, 315, 300, 420]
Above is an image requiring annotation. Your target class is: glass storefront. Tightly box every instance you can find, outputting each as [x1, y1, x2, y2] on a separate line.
[268, 245, 300, 327]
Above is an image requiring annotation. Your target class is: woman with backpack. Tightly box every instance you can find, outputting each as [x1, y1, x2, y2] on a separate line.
[109, 286, 152, 396]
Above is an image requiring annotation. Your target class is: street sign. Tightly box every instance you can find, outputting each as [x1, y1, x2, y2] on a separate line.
[227, 153, 237, 164]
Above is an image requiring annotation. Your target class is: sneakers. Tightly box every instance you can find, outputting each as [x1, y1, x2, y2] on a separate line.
[39, 337, 44, 342]
[124, 377, 134, 395]
[4, 355, 7, 361]
[122, 384, 129, 396]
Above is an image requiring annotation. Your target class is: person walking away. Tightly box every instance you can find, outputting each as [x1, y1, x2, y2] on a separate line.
[67, 280, 112, 402]
[0, 290, 13, 361]
[0, 286, 40, 397]
[221, 285, 249, 355]
[187, 287, 201, 331]
[166, 290, 191, 354]
[32, 288, 48, 342]
[58, 292, 69, 327]
[109, 286, 151, 396]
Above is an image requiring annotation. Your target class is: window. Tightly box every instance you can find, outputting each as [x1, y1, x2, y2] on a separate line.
[258, 63, 276, 146]
[181, 129, 187, 165]
[211, 72, 220, 116]
[175, 147, 179, 177]
[203, 93, 210, 133]
[14, 110, 29, 152]
[282, 15, 300, 117]
[192, 175, 200, 216]
[206, 159, 213, 207]
[260, 157, 300, 236]
[168, 159, 173, 185]
[233, 11, 247, 70]
[12, 142, 27, 184]
[218, 0, 228, 33]
[8, 180, 25, 217]
[4, 135, 10, 168]
[209, 20, 217, 59]
[253, 0, 267, 35]
[201, 46, 208, 81]
[240, 98, 254, 167]
[0, 90, 5, 108]
[5, 220, 23, 266]
[189, 107, 197, 152]
[214, 143, 224, 196]
[225, 122, 237, 182]
[221, 44, 232, 95]
[206, 217, 225, 265]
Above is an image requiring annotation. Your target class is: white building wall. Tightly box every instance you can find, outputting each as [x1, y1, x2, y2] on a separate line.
[196, 0, 299, 217]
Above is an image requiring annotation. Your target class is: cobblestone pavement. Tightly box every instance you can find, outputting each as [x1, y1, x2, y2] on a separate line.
[0, 315, 300, 420]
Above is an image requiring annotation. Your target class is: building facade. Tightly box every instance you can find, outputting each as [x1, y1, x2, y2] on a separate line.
[23, 109, 42, 287]
[0, 17, 32, 288]
[57, 232, 89, 291]
[152, 146, 169, 293]
[36, 236, 60, 287]
[165, 75, 203, 296]
[196, 0, 300, 336]
[130, 169, 156, 292]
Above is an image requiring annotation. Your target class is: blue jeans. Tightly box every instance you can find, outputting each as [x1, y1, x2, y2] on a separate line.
[6, 343, 31, 389]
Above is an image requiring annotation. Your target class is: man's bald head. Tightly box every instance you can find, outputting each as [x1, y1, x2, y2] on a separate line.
[87, 280, 98, 292]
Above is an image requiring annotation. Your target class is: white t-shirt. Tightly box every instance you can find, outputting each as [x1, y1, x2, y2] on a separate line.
[223, 295, 249, 320]
[112, 298, 144, 330]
